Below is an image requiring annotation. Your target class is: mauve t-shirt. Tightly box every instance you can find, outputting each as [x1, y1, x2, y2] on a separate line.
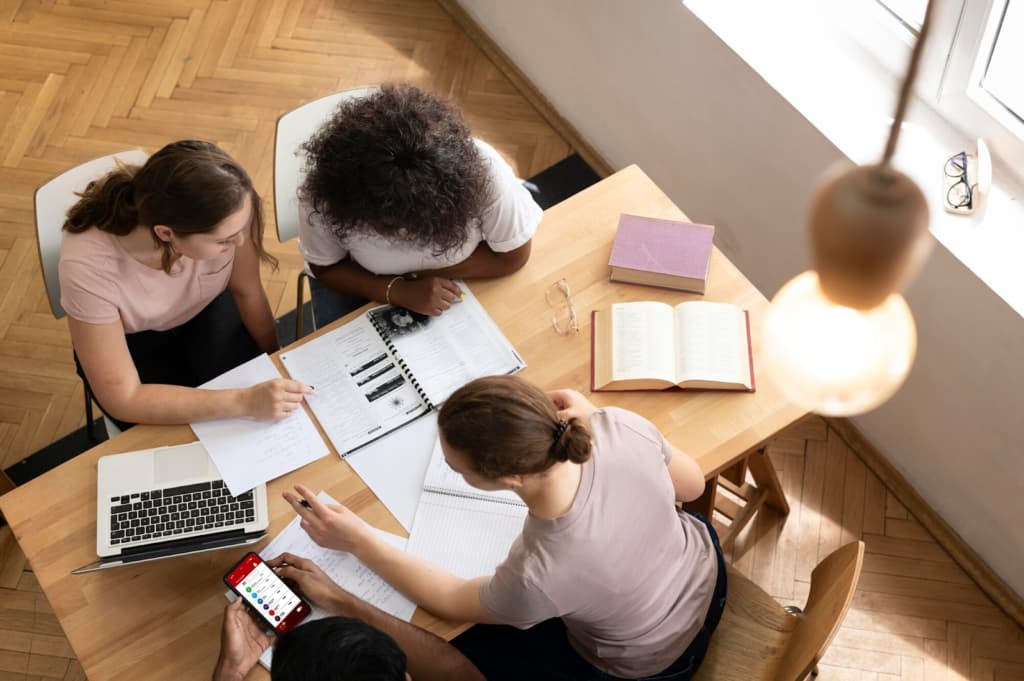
[59, 229, 234, 334]
[479, 407, 718, 678]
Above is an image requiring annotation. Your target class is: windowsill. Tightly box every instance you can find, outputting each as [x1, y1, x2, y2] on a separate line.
[686, 0, 1024, 319]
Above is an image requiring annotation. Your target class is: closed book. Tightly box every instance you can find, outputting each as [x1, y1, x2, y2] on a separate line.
[608, 214, 714, 293]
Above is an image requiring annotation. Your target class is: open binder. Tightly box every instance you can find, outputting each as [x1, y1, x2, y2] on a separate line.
[280, 284, 524, 456]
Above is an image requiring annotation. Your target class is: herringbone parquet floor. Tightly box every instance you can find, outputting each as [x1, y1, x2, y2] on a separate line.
[0, 1, 1021, 680]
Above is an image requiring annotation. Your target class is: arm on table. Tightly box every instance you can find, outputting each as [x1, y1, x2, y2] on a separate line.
[416, 240, 531, 279]
[269, 553, 486, 681]
[69, 318, 311, 424]
[283, 485, 500, 625]
[310, 259, 462, 317]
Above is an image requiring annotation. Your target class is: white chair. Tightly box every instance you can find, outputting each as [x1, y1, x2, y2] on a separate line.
[273, 86, 376, 340]
[34, 149, 148, 440]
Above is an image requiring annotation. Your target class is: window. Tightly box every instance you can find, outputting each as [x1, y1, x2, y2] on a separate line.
[865, 0, 1024, 182]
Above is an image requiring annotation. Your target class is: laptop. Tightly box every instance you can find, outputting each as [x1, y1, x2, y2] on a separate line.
[73, 442, 269, 574]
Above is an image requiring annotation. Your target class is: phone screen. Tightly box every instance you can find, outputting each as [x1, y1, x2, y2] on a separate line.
[224, 552, 310, 633]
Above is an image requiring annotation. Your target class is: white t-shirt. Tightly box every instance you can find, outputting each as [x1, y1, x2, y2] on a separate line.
[297, 139, 542, 275]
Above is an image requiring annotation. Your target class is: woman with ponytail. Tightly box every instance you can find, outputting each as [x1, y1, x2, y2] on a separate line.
[60, 140, 312, 429]
[286, 375, 727, 681]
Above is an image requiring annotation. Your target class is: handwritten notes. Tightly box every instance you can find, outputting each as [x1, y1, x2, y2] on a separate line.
[191, 354, 328, 496]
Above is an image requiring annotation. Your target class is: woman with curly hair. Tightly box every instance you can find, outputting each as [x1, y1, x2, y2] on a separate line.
[60, 140, 312, 429]
[298, 84, 542, 319]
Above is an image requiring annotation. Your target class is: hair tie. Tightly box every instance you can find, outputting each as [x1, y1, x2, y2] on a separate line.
[553, 420, 569, 442]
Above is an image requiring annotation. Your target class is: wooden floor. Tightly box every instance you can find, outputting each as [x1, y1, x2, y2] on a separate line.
[0, 1, 1021, 679]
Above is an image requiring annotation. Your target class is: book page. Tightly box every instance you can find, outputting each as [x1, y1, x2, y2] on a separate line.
[406, 492, 528, 580]
[610, 302, 677, 383]
[280, 315, 429, 455]
[370, 283, 524, 406]
[192, 355, 329, 497]
[423, 439, 525, 507]
[673, 301, 750, 386]
[226, 491, 417, 670]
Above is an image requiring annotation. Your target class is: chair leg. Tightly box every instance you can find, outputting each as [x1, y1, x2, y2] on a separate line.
[84, 381, 99, 443]
[295, 272, 309, 341]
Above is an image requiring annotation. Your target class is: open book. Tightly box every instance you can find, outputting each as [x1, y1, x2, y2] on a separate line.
[591, 300, 755, 392]
[405, 440, 527, 580]
[280, 284, 524, 455]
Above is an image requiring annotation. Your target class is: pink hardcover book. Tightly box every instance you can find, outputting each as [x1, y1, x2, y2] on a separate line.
[608, 214, 715, 293]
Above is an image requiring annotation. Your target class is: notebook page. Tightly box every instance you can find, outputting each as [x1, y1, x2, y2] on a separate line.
[370, 283, 525, 406]
[406, 492, 528, 580]
[192, 354, 329, 496]
[345, 412, 438, 533]
[249, 491, 416, 669]
[423, 439, 525, 507]
[280, 314, 429, 454]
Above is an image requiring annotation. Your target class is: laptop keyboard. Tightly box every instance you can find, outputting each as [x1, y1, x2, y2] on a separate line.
[107, 480, 255, 545]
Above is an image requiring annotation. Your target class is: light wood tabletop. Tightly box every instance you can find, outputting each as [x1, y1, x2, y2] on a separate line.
[0, 165, 807, 681]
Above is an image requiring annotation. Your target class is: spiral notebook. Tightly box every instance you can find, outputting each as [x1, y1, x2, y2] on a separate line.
[406, 440, 527, 579]
[279, 283, 524, 455]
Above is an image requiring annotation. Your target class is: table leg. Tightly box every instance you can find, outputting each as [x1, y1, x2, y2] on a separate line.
[706, 446, 790, 550]
[747, 447, 789, 514]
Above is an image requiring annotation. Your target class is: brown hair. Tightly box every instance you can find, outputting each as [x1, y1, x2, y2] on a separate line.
[63, 140, 277, 273]
[437, 376, 592, 479]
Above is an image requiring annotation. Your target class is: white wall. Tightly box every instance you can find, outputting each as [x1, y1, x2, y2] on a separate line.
[461, 0, 1024, 595]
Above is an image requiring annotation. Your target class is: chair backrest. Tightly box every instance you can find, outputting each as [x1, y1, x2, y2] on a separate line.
[272, 87, 377, 244]
[34, 149, 149, 319]
[692, 540, 864, 681]
[775, 540, 864, 681]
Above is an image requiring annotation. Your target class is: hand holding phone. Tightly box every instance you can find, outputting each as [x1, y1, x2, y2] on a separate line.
[224, 552, 311, 634]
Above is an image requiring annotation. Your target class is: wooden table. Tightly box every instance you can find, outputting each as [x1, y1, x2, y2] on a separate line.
[0, 165, 807, 681]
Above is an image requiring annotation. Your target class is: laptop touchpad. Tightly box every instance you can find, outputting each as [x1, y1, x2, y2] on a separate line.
[153, 443, 211, 485]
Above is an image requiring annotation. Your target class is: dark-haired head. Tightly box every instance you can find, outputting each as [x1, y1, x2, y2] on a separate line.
[299, 83, 491, 255]
[271, 616, 407, 681]
[63, 140, 277, 273]
[437, 376, 592, 481]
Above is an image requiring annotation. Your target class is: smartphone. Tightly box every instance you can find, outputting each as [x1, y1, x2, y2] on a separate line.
[224, 552, 311, 634]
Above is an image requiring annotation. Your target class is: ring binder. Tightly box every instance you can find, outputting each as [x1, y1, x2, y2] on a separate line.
[369, 306, 436, 411]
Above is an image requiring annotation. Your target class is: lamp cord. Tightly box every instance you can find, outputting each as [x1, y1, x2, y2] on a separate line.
[882, 0, 937, 165]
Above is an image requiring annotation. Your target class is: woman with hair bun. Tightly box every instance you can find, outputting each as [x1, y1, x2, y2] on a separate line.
[286, 375, 727, 681]
[60, 140, 312, 429]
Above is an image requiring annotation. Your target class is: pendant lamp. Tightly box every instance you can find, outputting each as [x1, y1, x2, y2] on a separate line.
[763, 1, 936, 416]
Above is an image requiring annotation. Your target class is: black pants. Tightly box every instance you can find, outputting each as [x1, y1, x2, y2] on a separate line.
[451, 513, 728, 681]
[75, 290, 262, 431]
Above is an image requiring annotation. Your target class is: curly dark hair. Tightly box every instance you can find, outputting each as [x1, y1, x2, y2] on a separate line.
[298, 84, 492, 255]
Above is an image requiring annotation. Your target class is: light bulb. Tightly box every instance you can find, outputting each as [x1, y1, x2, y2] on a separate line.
[764, 271, 916, 416]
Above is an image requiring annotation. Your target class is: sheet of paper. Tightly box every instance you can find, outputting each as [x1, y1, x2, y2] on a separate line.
[423, 438, 524, 507]
[191, 354, 329, 496]
[279, 314, 429, 454]
[406, 492, 527, 580]
[253, 491, 416, 669]
[345, 412, 439, 532]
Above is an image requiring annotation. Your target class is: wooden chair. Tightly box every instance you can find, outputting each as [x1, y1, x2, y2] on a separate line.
[273, 86, 376, 339]
[34, 149, 149, 442]
[693, 541, 865, 681]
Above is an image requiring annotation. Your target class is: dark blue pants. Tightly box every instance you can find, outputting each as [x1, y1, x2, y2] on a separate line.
[452, 513, 728, 681]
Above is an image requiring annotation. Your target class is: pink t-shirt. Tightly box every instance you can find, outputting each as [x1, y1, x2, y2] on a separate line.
[59, 229, 234, 334]
[479, 407, 719, 678]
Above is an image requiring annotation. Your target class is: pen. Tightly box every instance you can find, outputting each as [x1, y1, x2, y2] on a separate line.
[297, 498, 312, 510]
